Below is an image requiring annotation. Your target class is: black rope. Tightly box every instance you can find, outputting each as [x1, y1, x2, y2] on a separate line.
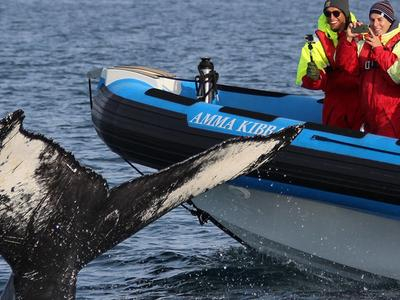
[159, 75, 195, 82]
[88, 78, 93, 109]
[181, 202, 210, 225]
[123, 159, 145, 176]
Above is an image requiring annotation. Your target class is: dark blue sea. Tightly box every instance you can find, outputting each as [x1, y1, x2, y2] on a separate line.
[1, 0, 400, 298]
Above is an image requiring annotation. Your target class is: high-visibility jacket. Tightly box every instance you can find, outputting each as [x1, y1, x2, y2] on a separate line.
[336, 25, 400, 138]
[296, 13, 362, 130]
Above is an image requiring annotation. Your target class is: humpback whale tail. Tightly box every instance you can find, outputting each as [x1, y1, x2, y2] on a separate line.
[0, 110, 302, 299]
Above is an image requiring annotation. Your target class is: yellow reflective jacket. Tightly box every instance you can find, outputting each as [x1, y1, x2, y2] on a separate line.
[295, 12, 357, 86]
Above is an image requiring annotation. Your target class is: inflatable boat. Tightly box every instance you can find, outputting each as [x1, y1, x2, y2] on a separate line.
[89, 64, 400, 280]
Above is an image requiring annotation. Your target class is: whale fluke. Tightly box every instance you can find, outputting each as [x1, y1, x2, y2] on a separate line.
[0, 110, 302, 299]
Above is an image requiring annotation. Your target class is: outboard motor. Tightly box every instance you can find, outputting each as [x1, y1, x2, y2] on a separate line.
[195, 57, 219, 103]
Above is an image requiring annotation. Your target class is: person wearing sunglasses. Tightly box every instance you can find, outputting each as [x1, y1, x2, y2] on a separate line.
[296, 0, 362, 130]
[336, 0, 400, 138]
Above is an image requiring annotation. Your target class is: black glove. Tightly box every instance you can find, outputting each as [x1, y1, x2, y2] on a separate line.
[306, 61, 320, 81]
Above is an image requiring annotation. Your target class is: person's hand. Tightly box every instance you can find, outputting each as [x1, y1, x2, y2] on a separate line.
[346, 22, 362, 42]
[364, 28, 382, 49]
[306, 61, 320, 81]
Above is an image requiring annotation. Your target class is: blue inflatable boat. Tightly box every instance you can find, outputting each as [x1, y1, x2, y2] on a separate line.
[89, 65, 400, 280]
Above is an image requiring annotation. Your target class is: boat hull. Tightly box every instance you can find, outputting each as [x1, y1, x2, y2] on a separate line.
[192, 183, 400, 281]
[91, 86, 230, 169]
[92, 84, 400, 205]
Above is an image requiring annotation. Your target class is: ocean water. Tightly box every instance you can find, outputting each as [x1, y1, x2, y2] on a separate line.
[1, 0, 400, 298]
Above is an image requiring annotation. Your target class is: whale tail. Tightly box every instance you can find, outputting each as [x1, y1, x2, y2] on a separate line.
[0, 110, 302, 299]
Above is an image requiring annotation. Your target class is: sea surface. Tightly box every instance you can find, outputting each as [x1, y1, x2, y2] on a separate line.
[1, 0, 400, 299]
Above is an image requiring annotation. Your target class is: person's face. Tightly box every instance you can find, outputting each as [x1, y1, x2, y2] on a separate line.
[324, 8, 346, 32]
[369, 13, 391, 36]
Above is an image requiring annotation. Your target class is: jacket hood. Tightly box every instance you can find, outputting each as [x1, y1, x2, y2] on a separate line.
[388, 19, 400, 33]
[381, 23, 400, 44]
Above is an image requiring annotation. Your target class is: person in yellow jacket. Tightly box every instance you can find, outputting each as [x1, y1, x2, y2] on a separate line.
[296, 0, 362, 130]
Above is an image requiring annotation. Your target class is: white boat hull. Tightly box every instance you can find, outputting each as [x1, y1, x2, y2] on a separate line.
[192, 184, 400, 281]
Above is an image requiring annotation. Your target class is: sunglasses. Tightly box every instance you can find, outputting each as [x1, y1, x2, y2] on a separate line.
[324, 10, 341, 18]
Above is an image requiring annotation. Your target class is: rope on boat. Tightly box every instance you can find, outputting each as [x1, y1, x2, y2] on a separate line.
[86, 67, 103, 109]
[181, 202, 210, 225]
[88, 78, 93, 109]
[158, 75, 196, 82]
[123, 159, 145, 176]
